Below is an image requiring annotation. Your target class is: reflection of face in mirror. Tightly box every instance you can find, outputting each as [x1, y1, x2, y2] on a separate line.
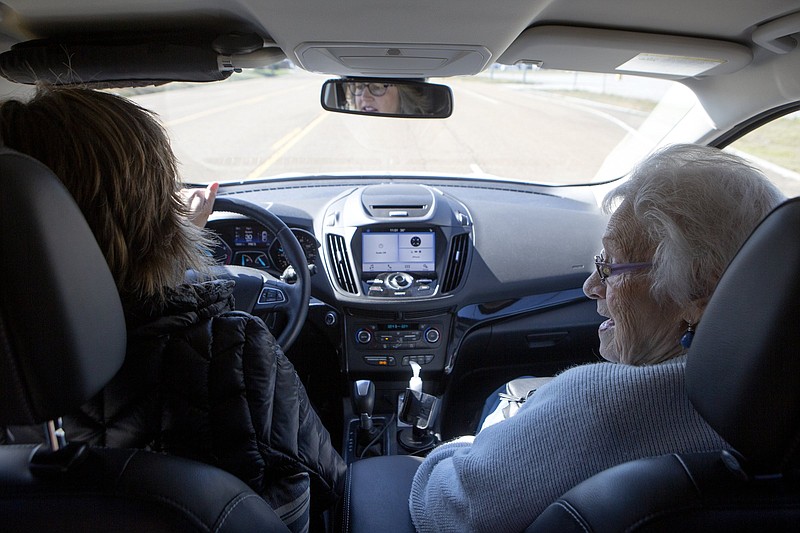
[353, 82, 401, 114]
[348, 82, 433, 115]
[323, 78, 453, 118]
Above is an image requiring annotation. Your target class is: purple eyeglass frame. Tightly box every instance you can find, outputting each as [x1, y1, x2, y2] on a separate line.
[594, 251, 651, 282]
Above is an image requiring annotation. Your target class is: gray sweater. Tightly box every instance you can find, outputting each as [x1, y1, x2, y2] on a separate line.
[409, 357, 729, 532]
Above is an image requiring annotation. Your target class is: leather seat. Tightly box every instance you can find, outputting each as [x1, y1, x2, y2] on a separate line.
[339, 454, 424, 532]
[0, 149, 291, 532]
[527, 197, 800, 532]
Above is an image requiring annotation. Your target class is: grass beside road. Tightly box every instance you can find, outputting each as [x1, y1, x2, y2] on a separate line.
[727, 116, 800, 174]
[546, 89, 800, 175]
[540, 86, 800, 197]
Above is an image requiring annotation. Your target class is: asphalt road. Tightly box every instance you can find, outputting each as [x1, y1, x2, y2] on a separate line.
[131, 71, 651, 185]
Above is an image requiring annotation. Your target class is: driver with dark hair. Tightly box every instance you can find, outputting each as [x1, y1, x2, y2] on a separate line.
[0, 85, 345, 533]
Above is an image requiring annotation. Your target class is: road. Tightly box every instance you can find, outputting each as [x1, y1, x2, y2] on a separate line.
[130, 71, 653, 185]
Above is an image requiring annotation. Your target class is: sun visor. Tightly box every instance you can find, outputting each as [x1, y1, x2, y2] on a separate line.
[498, 26, 753, 80]
[0, 35, 286, 88]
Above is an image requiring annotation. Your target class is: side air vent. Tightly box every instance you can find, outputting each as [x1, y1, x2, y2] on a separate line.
[441, 233, 469, 293]
[326, 234, 358, 294]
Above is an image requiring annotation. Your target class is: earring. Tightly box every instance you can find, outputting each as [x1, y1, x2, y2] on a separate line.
[680, 323, 695, 349]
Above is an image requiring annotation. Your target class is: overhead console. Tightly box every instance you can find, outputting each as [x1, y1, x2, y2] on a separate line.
[322, 183, 473, 301]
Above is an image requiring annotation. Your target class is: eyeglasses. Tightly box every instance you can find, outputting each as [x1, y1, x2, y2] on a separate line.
[594, 250, 651, 283]
[352, 83, 394, 97]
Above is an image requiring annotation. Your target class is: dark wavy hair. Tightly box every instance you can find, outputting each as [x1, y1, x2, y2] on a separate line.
[0, 85, 213, 302]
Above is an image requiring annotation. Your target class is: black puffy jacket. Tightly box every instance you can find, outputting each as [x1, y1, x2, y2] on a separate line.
[5, 280, 345, 523]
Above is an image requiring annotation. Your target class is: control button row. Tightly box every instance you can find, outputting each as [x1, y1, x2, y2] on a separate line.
[363, 356, 396, 366]
[401, 354, 434, 366]
[378, 343, 416, 350]
[378, 332, 421, 343]
[368, 286, 432, 296]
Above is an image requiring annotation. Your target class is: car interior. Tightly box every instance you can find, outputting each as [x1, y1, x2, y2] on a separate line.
[1, 1, 799, 531]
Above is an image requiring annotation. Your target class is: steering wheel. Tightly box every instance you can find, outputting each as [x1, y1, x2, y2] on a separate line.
[211, 197, 311, 352]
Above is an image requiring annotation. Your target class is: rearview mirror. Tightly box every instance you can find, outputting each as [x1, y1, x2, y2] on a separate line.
[321, 78, 453, 118]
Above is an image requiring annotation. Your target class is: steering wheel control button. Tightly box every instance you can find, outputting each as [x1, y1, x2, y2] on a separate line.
[258, 287, 286, 304]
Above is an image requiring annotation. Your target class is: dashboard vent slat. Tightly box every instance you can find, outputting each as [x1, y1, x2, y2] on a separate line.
[370, 204, 426, 210]
[326, 234, 358, 294]
[402, 307, 454, 319]
[441, 233, 469, 293]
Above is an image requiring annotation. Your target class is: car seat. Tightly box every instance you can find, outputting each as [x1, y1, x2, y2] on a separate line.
[527, 196, 800, 531]
[0, 148, 291, 532]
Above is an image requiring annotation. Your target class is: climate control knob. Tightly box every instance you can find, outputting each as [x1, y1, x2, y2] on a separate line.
[355, 328, 373, 344]
[424, 327, 441, 344]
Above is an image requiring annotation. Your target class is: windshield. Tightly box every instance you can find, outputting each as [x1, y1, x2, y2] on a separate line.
[121, 65, 698, 186]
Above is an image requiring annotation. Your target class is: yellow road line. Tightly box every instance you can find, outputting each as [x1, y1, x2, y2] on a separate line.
[247, 113, 329, 179]
[271, 127, 302, 150]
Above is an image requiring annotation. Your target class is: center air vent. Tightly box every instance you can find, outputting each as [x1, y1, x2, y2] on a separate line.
[326, 234, 358, 294]
[361, 184, 435, 218]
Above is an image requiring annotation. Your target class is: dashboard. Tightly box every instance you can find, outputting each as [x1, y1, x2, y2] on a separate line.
[207, 177, 608, 437]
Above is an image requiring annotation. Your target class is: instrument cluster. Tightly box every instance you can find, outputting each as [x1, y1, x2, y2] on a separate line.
[208, 220, 319, 276]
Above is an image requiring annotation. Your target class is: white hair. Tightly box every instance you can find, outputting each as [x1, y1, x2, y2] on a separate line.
[603, 144, 786, 308]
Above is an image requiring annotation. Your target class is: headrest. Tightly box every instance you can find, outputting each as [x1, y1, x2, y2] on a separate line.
[0, 149, 126, 425]
[687, 197, 800, 475]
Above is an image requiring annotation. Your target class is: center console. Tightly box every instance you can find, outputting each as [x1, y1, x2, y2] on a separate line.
[345, 316, 447, 373]
[338, 373, 439, 532]
[321, 183, 472, 377]
[343, 369, 441, 464]
[322, 184, 471, 470]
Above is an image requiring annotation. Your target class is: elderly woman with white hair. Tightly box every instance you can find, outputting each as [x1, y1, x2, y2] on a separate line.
[409, 144, 786, 533]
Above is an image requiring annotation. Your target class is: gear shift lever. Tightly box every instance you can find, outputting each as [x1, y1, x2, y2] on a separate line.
[352, 379, 376, 430]
[352, 380, 381, 456]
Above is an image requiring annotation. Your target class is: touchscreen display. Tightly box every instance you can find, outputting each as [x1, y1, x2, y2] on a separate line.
[362, 230, 435, 273]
